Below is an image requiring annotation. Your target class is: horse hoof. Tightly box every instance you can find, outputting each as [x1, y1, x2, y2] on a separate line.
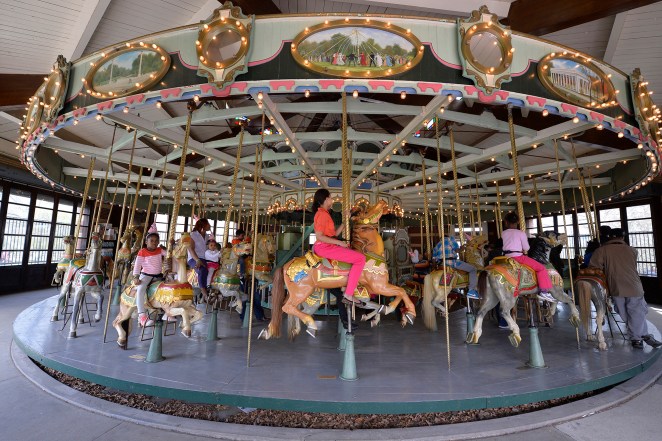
[181, 329, 191, 338]
[377, 304, 386, 315]
[117, 340, 127, 350]
[598, 343, 607, 351]
[405, 312, 415, 326]
[258, 329, 269, 340]
[68, 332, 77, 339]
[569, 316, 580, 328]
[465, 332, 479, 345]
[306, 328, 317, 338]
[509, 333, 521, 348]
[50, 316, 58, 322]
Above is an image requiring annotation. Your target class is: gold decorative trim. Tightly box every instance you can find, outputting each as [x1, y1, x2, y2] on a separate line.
[458, 6, 513, 92]
[630, 68, 660, 141]
[290, 19, 424, 79]
[84, 44, 171, 99]
[537, 52, 616, 109]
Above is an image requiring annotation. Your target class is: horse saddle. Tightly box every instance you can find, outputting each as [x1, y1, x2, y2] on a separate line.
[577, 268, 608, 292]
[287, 251, 385, 283]
[487, 257, 538, 296]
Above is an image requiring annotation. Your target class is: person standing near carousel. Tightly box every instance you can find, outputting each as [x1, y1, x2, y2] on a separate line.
[589, 228, 662, 349]
[187, 218, 212, 301]
[312, 188, 366, 305]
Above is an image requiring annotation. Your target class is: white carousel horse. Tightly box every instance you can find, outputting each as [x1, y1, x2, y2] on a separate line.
[113, 225, 142, 287]
[112, 233, 203, 348]
[51, 239, 87, 322]
[576, 266, 609, 351]
[466, 231, 580, 347]
[67, 232, 105, 338]
[51, 235, 79, 286]
[421, 235, 488, 331]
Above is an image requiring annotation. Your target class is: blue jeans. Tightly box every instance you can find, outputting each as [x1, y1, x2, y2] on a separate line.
[239, 277, 265, 321]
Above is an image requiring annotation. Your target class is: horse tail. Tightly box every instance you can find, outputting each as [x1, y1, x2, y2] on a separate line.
[268, 265, 286, 339]
[478, 270, 487, 296]
[577, 280, 591, 338]
[422, 272, 438, 331]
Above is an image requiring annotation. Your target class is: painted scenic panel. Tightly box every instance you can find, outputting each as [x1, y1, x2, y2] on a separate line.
[539, 57, 614, 107]
[92, 49, 167, 96]
[296, 25, 418, 76]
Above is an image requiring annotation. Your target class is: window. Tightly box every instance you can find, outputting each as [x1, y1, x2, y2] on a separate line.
[541, 215, 555, 232]
[526, 217, 538, 237]
[1, 189, 31, 266]
[576, 212, 591, 257]
[28, 195, 54, 264]
[52, 200, 74, 262]
[154, 212, 169, 241]
[626, 204, 656, 277]
[74, 204, 91, 254]
[599, 208, 621, 229]
[556, 214, 574, 259]
[174, 215, 187, 241]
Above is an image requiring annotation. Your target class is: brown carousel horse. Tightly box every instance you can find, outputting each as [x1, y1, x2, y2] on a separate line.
[466, 231, 580, 347]
[258, 200, 416, 340]
[421, 234, 488, 331]
[112, 233, 203, 348]
[113, 225, 142, 287]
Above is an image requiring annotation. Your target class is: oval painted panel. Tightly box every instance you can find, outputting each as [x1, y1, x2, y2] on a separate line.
[291, 20, 424, 78]
[87, 46, 170, 98]
[538, 54, 615, 108]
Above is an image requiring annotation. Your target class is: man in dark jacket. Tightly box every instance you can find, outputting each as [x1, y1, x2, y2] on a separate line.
[589, 228, 661, 349]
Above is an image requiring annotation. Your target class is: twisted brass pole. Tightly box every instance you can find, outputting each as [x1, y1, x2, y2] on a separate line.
[74, 157, 96, 253]
[128, 167, 143, 230]
[247, 112, 265, 367]
[341, 91, 350, 240]
[554, 140, 580, 348]
[435, 115, 451, 370]
[532, 176, 543, 234]
[102, 129, 138, 343]
[587, 169, 599, 237]
[474, 164, 482, 235]
[223, 126, 244, 247]
[421, 150, 432, 261]
[449, 126, 464, 244]
[495, 180, 503, 238]
[507, 105, 525, 231]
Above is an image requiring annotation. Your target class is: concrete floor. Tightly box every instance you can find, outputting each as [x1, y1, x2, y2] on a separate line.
[3, 288, 662, 441]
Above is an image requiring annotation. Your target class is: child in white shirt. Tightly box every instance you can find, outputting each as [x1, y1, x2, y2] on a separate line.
[205, 239, 221, 288]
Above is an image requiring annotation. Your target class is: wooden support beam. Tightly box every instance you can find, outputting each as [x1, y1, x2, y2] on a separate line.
[507, 0, 660, 36]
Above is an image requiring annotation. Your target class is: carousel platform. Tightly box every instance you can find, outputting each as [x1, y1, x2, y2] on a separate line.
[13, 293, 661, 415]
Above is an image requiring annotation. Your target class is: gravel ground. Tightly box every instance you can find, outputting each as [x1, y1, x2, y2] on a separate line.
[40, 363, 599, 429]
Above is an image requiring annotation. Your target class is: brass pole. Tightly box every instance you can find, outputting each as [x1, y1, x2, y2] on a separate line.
[507, 105, 525, 231]
[449, 126, 464, 244]
[222, 127, 244, 246]
[532, 176, 543, 234]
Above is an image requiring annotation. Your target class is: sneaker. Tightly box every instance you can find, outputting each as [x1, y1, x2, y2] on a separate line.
[138, 313, 154, 327]
[643, 335, 662, 348]
[342, 294, 362, 306]
[467, 289, 480, 300]
[538, 291, 555, 302]
[632, 340, 644, 349]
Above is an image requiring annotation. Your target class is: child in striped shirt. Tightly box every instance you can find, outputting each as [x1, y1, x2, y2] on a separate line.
[132, 232, 166, 327]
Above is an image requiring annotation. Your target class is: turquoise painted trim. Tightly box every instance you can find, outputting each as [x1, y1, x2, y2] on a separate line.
[13, 327, 661, 415]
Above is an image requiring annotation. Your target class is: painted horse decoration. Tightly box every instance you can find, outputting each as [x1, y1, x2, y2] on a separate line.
[466, 231, 580, 347]
[66, 231, 105, 338]
[112, 233, 203, 348]
[576, 266, 609, 350]
[51, 238, 87, 322]
[245, 233, 276, 285]
[51, 235, 80, 286]
[421, 235, 488, 331]
[113, 225, 142, 287]
[259, 200, 417, 340]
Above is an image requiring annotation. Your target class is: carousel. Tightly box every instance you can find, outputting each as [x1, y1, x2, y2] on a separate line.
[13, 3, 662, 415]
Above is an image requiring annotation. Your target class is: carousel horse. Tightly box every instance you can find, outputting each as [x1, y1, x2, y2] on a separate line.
[51, 238, 87, 322]
[245, 233, 276, 285]
[66, 232, 105, 338]
[51, 235, 80, 286]
[421, 235, 488, 331]
[466, 231, 580, 347]
[112, 233, 203, 348]
[189, 242, 252, 310]
[259, 200, 417, 341]
[114, 226, 143, 286]
[576, 267, 609, 350]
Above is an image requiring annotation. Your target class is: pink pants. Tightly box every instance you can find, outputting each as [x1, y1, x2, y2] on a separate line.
[314, 242, 366, 296]
[511, 255, 553, 290]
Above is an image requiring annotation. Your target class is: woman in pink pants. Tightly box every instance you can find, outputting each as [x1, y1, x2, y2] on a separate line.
[501, 212, 555, 302]
[312, 189, 366, 305]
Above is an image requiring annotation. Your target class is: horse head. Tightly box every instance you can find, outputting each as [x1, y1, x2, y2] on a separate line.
[353, 200, 387, 225]
[232, 241, 252, 257]
[173, 232, 191, 260]
[458, 234, 488, 268]
[256, 234, 275, 257]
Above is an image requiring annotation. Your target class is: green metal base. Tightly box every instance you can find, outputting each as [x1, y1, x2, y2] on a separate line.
[206, 310, 219, 341]
[145, 320, 165, 363]
[526, 327, 548, 369]
[339, 332, 357, 381]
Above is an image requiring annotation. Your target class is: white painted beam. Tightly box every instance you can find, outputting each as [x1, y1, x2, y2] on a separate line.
[64, 0, 111, 61]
